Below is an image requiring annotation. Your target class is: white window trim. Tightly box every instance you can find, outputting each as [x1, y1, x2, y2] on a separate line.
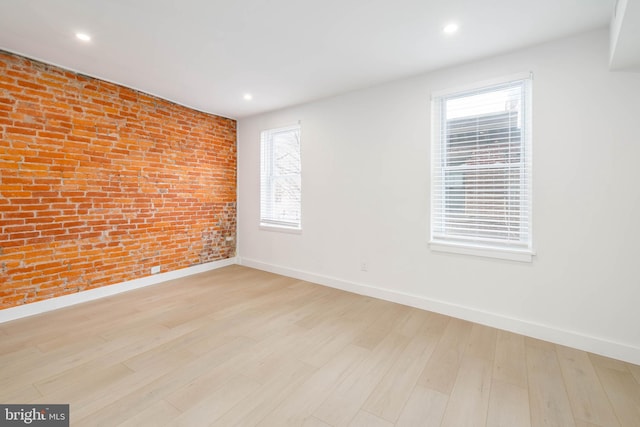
[259, 224, 303, 234]
[429, 73, 534, 262]
[260, 123, 302, 232]
[429, 242, 534, 262]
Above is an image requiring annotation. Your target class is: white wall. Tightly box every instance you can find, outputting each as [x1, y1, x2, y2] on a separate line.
[237, 29, 640, 364]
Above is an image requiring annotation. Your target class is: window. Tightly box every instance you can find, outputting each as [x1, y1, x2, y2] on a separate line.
[430, 74, 533, 261]
[260, 124, 302, 230]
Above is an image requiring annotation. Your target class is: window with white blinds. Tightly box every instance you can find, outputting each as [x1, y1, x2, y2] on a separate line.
[260, 124, 301, 230]
[430, 75, 533, 261]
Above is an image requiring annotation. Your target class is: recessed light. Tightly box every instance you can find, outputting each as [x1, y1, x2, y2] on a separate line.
[243, 93, 253, 101]
[443, 23, 459, 34]
[75, 33, 91, 42]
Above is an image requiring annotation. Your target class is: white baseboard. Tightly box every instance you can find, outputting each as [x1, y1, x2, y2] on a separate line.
[0, 257, 237, 324]
[238, 257, 640, 365]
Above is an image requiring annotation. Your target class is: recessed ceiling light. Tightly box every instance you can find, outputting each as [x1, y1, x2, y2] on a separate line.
[243, 93, 253, 101]
[443, 23, 459, 34]
[75, 33, 91, 42]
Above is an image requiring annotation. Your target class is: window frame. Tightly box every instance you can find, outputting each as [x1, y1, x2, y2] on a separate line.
[260, 124, 302, 232]
[430, 73, 534, 262]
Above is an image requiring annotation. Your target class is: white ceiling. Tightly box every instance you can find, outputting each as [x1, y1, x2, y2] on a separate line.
[0, 0, 615, 119]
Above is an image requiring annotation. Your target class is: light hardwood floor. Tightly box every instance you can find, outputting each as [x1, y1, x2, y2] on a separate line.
[1, 265, 639, 426]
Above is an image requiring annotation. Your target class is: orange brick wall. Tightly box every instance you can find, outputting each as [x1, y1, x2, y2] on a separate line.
[0, 51, 236, 309]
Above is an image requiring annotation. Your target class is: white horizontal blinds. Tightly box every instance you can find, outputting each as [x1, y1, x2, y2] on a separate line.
[260, 124, 302, 229]
[432, 77, 531, 249]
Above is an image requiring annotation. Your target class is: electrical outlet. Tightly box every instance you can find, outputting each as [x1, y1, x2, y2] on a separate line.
[360, 262, 368, 272]
[151, 265, 161, 274]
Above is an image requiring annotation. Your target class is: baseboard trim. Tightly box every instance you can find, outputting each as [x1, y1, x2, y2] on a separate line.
[238, 257, 640, 365]
[0, 257, 238, 324]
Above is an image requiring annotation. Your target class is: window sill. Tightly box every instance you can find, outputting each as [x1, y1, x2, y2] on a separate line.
[429, 241, 534, 262]
[260, 224, 302, 234]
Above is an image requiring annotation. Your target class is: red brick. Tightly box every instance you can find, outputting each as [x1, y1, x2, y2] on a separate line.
[0, 51, 236, 308]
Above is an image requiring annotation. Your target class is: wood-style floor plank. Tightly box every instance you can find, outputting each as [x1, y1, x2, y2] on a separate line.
[362, 325, 440, 422]
[440, 355, 493, 427]
[417, 317, 473, 394]
[313, 333, 410, 427]
[348, 410, 394, 427]
[626, 362, 640, 384]
[526, 338, 576, 427]
[486, 379, 531, 427]
[171, 374, 261, 426]
[214, 358, 315, 426]
[0, 265, 638, 426]
[116, 400, 180, 427]
[573, 420, 604, 427]
[556, 345, 620, 427]
[493, 330, 527, 388]
[256, 344, 367, 426]
[590, 354, 640, 427]
[301, 417, 332, 427]
[466, 323, 498, 361]
[394, 385, 448, 427]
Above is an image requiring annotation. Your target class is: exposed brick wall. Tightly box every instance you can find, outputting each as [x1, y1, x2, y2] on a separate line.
[0, 51, 236, 309]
